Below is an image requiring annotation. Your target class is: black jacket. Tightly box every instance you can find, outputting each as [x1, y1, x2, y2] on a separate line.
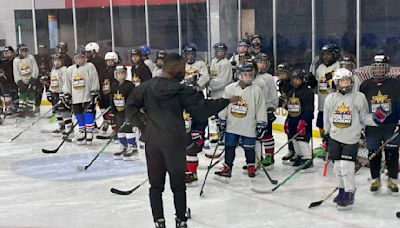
[126, 76, 229, 147]
[131, 61, 152, 85]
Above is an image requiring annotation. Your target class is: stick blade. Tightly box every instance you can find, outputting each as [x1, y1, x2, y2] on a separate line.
[110, 188, 133, 195]
[76, 165, 87, 171]
[308, 200, 323, 208]
[271, 180, 278, 185]
[42, 148, 58, 154]
[250, 187, 273, 194]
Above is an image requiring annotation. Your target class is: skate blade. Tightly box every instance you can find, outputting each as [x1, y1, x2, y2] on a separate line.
[214, 175, 230, 184]
[250, 187, 273, 194]
[371, 189, 381, 195]
[114, 156, 123, 160]
[300, 168, 315, 174]
[336, 204, 353, 211]
[282, 161, 293, 166]
[186, 181, 199, 187]
[76, 166, 86, 171]
[389, 190, 399, 196]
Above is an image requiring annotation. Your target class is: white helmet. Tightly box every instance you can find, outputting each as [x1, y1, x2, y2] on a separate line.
[104, 52, 118, 62]
[85, 42, 100, 53]
[333, 68, 353, 94]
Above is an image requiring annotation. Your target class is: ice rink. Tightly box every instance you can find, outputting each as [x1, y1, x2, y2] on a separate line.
[0, 108, 399, 228]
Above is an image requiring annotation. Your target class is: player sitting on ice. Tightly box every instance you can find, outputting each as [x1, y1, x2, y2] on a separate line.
[324, 68, 384, 210]
[284, 69, 314, 172]
[214, 60, 267, 181]
[63, 47, 99, 145]
[111, 65, 138, 160]
[48, 54, 72, 137]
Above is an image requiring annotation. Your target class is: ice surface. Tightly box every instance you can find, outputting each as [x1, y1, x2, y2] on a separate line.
[0, 108, 399, 228]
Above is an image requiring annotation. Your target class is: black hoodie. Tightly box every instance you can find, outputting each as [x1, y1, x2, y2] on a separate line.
[126, 76, 229, 147]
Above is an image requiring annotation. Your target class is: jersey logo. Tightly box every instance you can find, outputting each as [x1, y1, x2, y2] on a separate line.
[288, 94, 301, 117]
[102, 79, 110, 94]
[132, 74, 141, 87]
[20, 64, 32, 78]
[72, 73, 85, 90]
[371, 90, 392, 115]
[318, 70, 335, 94]
[333, 102, 352, 128]
[113, 91, 125, 112]
[50, 73, 60, 90]
[230, 98, 248, 118]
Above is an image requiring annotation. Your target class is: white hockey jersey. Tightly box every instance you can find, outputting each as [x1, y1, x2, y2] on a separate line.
[13, 55, 39, 84]
[209, 57, 232, 98]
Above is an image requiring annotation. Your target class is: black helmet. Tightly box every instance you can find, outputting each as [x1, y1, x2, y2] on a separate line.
[182, 44, 197, 64]
[320, 43, 340, 66]
[254, 53, 269, 62]
[4, 46, 14, 52]
[74, 47, 86, 56]
[156, 50, 167, 60]
[277, 62, 292, 73]
[51, 53, 62, 60]
[238, 39, 251, 47]
[339, 55, 356, 70]
[291, 69, 306, 87]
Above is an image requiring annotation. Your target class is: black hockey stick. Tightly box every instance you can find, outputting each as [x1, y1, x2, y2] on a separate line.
[199, 134, 223, 196]
[1, 101, 62, 143]
[396, 211, 400, 219]
[252, 148, 324, 194]
[255, 153, 278, 185]
[42, 105, 111, 154]
[273, 132, 300, 156]
[76, 122, 127, 171]
[110, 178, 148, 195]
[308, 131, 399, 208]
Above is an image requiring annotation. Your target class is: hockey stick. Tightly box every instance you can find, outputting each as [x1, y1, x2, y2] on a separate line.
[1, 101, 62, 143]
[308, 131, 399, 208]
[42, 105, 111, 154]
[396, 211, 400, 219]
[76, 122, 127, 171]
[255, 154, 278, 185]
[110, 178, 148, 195]
[251, 147, 324, 194]
[273, 132, 300, 156]
[199, 134, 223, 196]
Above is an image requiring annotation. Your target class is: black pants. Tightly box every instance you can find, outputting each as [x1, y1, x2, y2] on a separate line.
[145, 143, 187, 221]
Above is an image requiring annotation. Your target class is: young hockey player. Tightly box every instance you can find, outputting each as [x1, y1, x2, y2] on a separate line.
[275, 63, 297, 163]
[209, 42, 233, 99]
[48, 54, 72, 137]
[252, 53, 278, 170]
[13, 44, 39, 118]
[126, 53, 238, 228]
[359, 54, 400, 194]
[152, 50, 167, 77]
[182, 44, 210, 90]
[140, 45, 157, 73]
[34, 44, 52, 114]
[131, 48, 152, 86]
[215, 60, 267, 181]
[284, 69, 314, 172]
[63, 47, 100, 145]
[98, 52, 119, 136]
[56, 41, 73, 67]
[0, 46, 18, 114]
[250, 34, 274, 74]
[313, 44, 340, 138]
[85, 42, 106, 76]
[324, 68, 383, 210]
[229, 39, 254, 81]
[111, 65, 137, 160]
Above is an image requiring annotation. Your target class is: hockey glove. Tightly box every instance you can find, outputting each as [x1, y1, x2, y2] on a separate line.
[256, 121, 267, 139]
[218, 119, 227, 133]
[17, 80, 28, 92]
[90, 91, 99, 103]
[373, 106, 387, 124]
[267, 111, 276, 122]
[284, 119, 289, 135]
[296, 120, 307, 136]
[46, 92, 53, 103]
[322, 133, 330, 151]
[62, 94, 72, 108]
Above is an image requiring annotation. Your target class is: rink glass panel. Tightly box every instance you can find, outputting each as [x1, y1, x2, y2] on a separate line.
[75, 1, 112, 59]
[14, 10, 35, 53]
[112, 1, 146, 65]
[148, 0, 179, 56]
[34, 0, 74, 57]
[360, 0, 400, 66]
[315, 0, 356, 58]
[180, 0, 208, 61]
[276, 0, 312, 70]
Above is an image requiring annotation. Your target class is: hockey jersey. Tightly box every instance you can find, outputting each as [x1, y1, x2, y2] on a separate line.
[359, 78, 400, 125]
[253, 72, 278, 112]
[315, 61, 340, 111]
[184, 60, 209, 89]
[324, 90, 377, 144]
[49, 66, 67, 93]
[63, 62, 100, 104]
[111, 80, 134, 113]
[13, 55, 39, 84]
[219, 82, 267, 138]
[131, 62, 152, 87]
[209, 57, 232, 98]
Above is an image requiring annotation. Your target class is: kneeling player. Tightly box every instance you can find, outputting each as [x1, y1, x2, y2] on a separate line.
[324, 68, 382, 210]
[111, 66, 138, 160]
[215, 61, 267, 181]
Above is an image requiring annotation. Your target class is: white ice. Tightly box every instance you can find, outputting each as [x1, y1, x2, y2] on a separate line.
[0, 107, 399, 228]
